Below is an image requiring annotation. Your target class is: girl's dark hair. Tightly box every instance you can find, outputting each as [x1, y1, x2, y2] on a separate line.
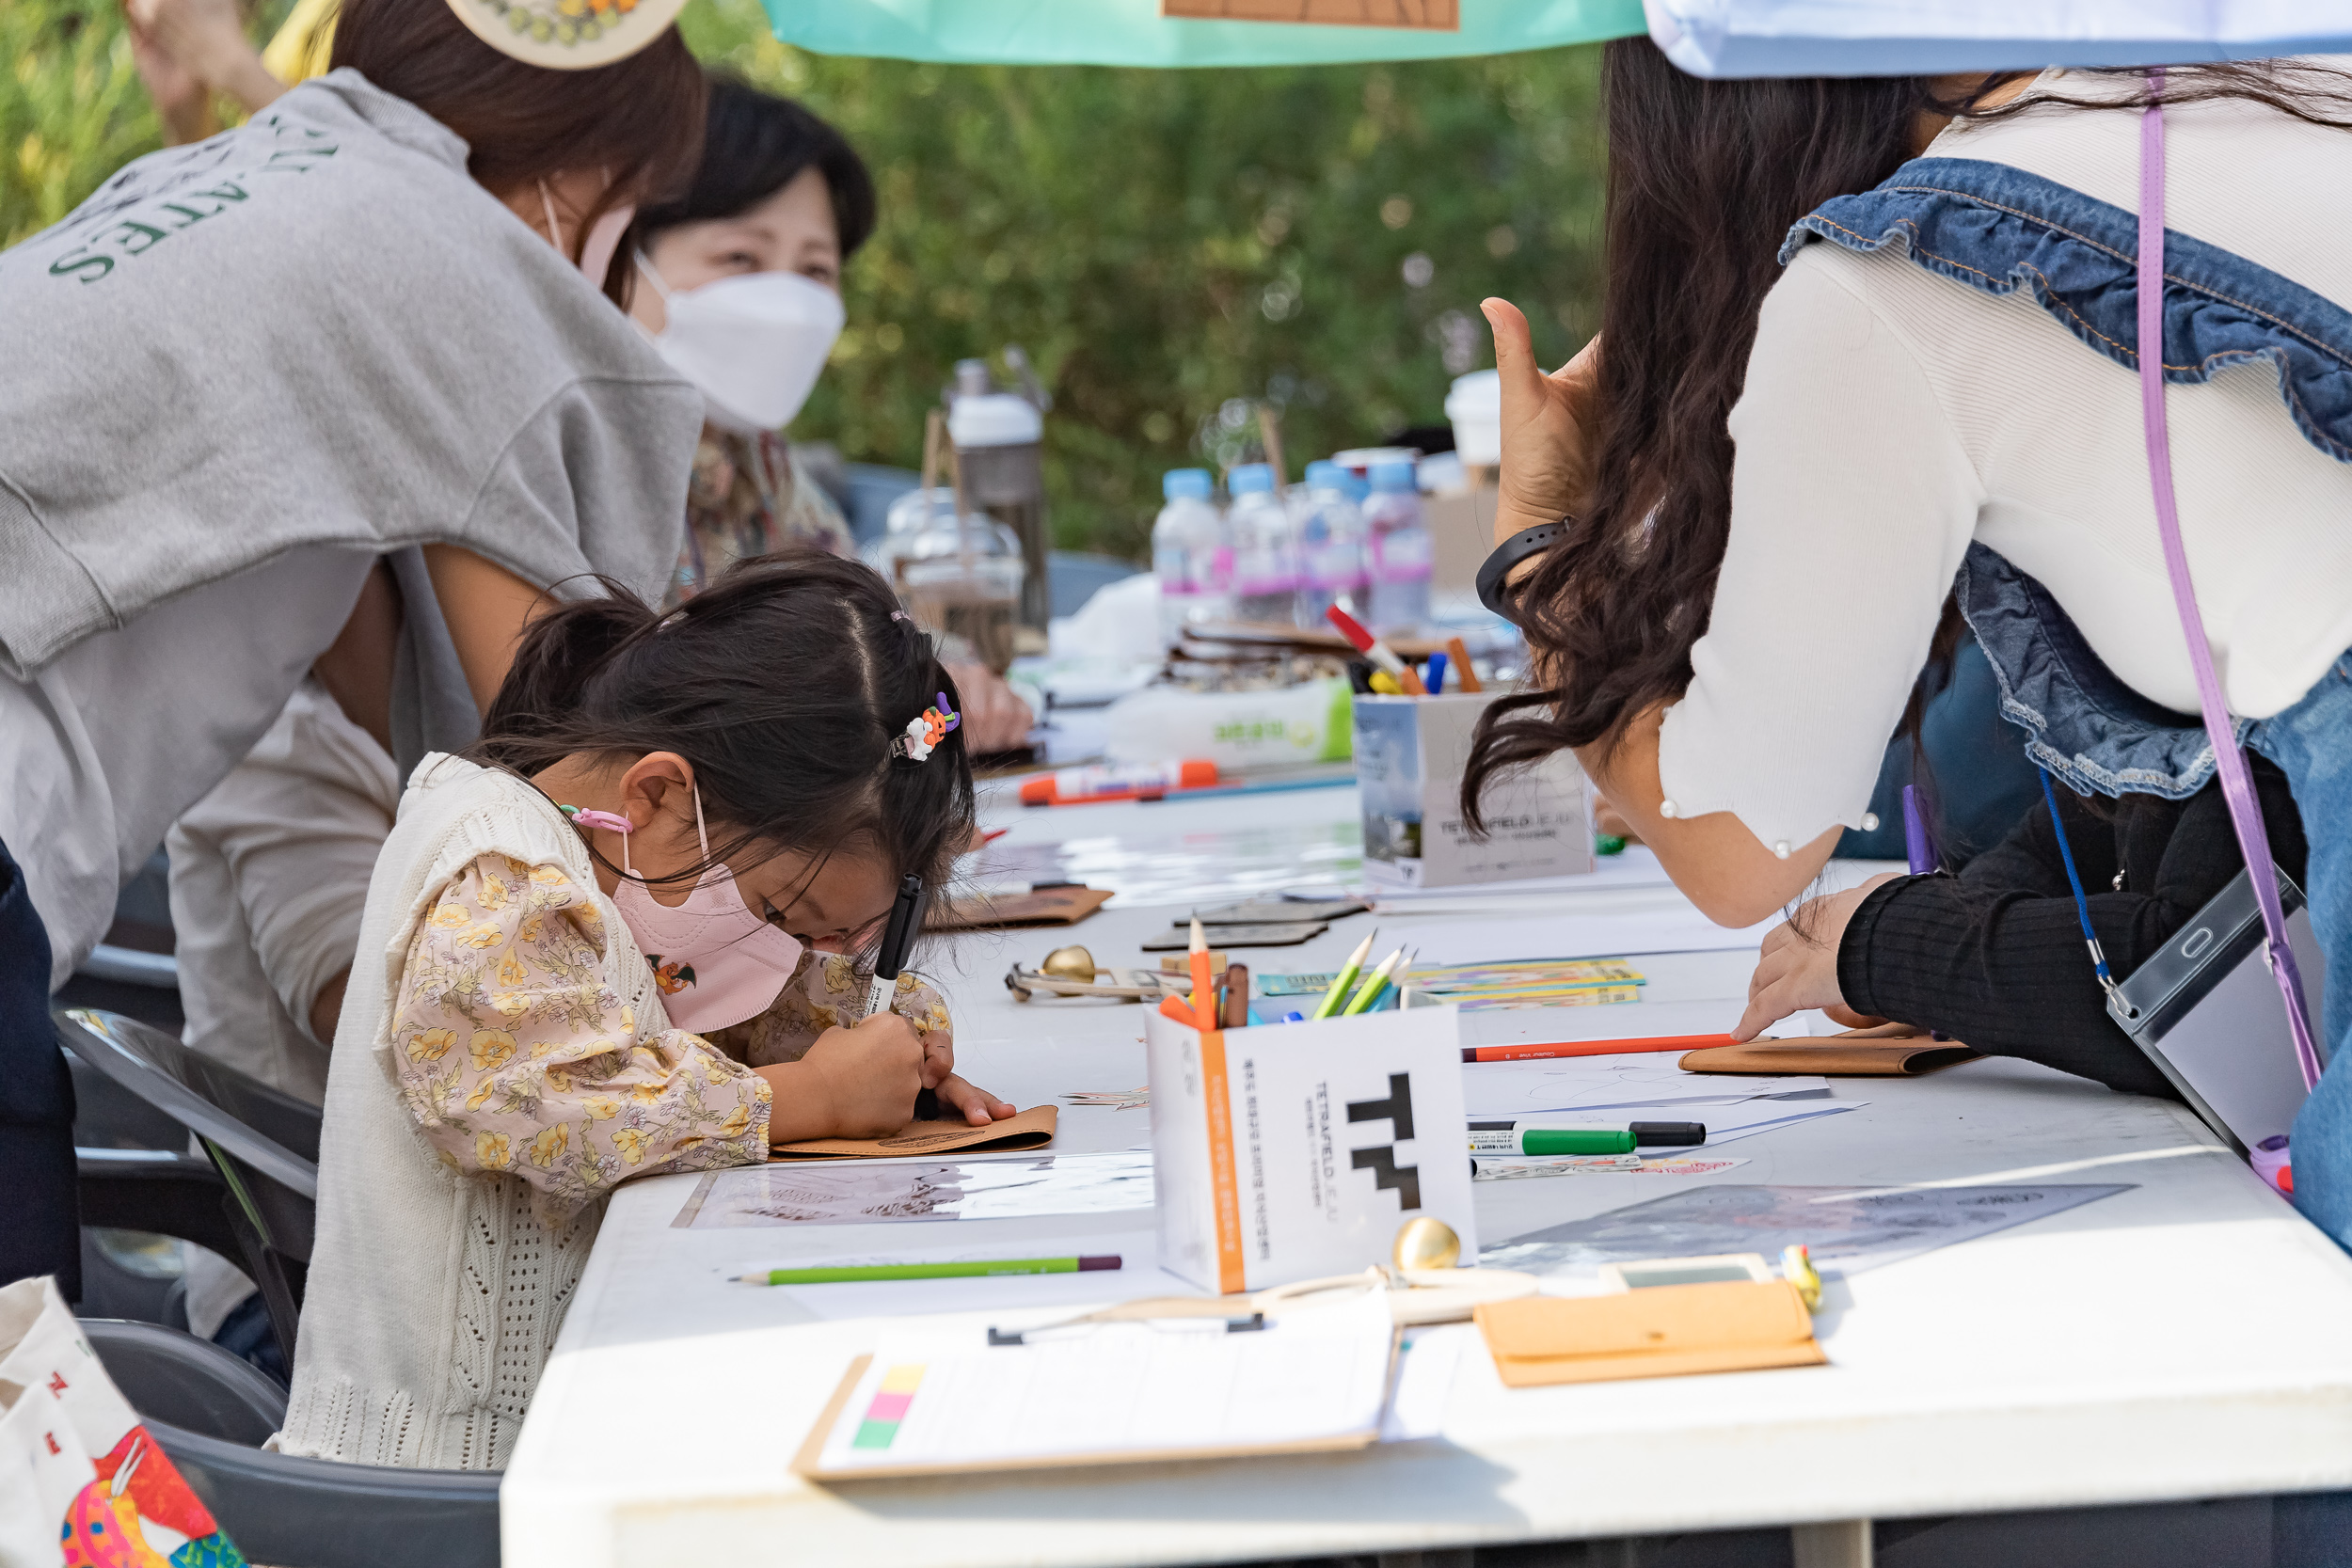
[638, 75, 878, 259]
[1464, 45, 2352, 830]
[330, 0, 707, 307]
[471, 552, 975, 898]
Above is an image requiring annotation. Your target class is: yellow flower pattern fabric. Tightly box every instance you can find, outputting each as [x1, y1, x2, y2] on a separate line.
[669, 431, 853, 604]
[707, 947, 954, 1068]
[389, 854, 771, 1225]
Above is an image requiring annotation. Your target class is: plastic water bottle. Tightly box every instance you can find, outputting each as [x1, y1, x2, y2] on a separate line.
[1363, 459, 1433, 635]
[1226, 463, 1302, 626]
[1292, 460, 1368, 629]
[1151, 467, 1231, 641]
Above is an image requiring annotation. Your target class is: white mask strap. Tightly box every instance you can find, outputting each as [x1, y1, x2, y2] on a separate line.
[537, 179, 567, 258]
[691, 784, 710, 863]
[634, 249, 675, 301]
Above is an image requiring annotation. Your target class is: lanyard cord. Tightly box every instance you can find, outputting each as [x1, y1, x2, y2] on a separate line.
[2037, 768, 2120, 998]
[2135, 76, 2322, 1088]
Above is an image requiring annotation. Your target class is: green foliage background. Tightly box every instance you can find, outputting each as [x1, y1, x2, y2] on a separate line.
[4, 0, 1608, 557]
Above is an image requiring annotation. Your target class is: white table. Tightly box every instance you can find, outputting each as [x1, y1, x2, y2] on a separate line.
[501, 786, 2352, 1567]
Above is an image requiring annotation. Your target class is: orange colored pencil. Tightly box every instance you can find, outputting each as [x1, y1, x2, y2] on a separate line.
[1458, 1033, 1739, 1063]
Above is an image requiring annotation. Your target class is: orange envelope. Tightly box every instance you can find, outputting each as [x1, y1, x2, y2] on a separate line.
[1474, 1279, 1825, 1387]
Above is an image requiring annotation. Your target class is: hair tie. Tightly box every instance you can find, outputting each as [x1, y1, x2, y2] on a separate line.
[559, 804, 634, 834]
[890, 610, 911, 623]
[891, 693, 961, 762]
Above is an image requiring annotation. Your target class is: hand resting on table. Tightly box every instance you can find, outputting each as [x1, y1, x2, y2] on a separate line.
[1733, 872, 1899, 1041]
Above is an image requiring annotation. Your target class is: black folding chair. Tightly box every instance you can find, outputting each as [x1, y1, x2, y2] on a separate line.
[57, 1008, 319, 1370]
[83, 1318, 501, 1568]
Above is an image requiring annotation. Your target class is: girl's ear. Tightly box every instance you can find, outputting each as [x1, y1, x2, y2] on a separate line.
[617, 751, 698, 836]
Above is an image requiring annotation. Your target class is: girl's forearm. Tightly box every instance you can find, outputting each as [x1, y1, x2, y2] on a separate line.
[1576, 705, 1841, 927]
[755, 1060, 837, 1145]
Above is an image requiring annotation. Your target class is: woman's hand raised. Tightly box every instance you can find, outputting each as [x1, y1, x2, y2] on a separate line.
[1479, 299, 1602, 545]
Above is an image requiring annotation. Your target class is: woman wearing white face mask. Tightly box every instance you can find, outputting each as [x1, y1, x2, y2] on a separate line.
[630, 77, 1037, 752]
[630, 79, 869, 586]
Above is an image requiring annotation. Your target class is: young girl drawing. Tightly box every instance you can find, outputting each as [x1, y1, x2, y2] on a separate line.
[278, 553, 1010, 1469]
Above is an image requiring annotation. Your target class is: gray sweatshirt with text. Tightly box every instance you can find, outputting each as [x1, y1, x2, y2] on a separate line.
[0, 70, 701, 680]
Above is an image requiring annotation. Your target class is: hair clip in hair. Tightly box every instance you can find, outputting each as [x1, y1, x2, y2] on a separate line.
[560, 805, 634, 834]
[893, 693, 962, 763]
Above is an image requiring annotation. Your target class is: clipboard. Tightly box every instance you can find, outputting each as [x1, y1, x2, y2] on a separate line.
[770, 1104, 1057, 1160]
[927, 886, 1114, 929]
[792, 1295, 1398, 1481]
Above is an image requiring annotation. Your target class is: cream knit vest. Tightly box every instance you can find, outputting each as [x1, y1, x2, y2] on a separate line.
[278, 754, 672, 1470]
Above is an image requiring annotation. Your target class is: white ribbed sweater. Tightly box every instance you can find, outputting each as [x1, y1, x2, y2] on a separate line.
[277, 754, 671, 1470]
[1659, 70, 2352, 849]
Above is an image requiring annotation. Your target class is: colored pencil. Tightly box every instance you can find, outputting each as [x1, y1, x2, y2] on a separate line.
[1341, 945, 1410, 1016]
[738, 1256, 1121, 1285]
[1311, 930, 1378, 1021]
[1459, 1033, 1741, 1063]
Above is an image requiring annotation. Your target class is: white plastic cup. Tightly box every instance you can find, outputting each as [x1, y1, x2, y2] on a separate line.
[1444, 370, 1502, 467]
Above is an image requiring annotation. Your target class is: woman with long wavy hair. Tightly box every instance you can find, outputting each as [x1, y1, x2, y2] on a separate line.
[1466, 42, 2352, 1243]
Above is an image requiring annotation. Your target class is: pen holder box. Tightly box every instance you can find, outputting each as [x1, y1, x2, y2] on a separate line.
[1145, 1004, 1476, 1294]
[1353, 693, 1593, 890]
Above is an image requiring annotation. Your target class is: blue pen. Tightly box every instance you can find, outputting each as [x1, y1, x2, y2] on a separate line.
[1424, 652, 1448, 695]
[1903, 785, 1952, 1039]
[1901, 784, 1936, 876]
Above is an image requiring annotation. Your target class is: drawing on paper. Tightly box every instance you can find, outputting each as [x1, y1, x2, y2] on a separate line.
[674, 1151, 1155, 1228]
[1481, 1182, 2133, 1277]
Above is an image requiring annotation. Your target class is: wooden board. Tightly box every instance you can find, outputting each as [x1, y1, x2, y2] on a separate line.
[1162, 0, 1456, 28]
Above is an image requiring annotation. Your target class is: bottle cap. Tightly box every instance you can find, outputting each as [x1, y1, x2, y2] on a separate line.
[1163, 467, 1213, 501]
[1304, 460, 1342, 489]
[947, 392, 1042, 449]
[1370, 460, 1417, 493]
[1228, 463, 1275, 496]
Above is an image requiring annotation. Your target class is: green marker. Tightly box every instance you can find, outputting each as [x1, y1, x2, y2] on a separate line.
[737, 1256, 1122, 1286]
[1467, 1122, 1707, 1156]
[1311, 929, 1377, 1021]
[1340, 944, 1410, 1016]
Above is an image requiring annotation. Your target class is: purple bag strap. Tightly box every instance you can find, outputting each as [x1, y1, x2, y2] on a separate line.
[2138, 76, 2326, 1091]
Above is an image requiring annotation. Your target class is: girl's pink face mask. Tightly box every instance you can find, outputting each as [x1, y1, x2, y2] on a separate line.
[596, 791, 803, 1035]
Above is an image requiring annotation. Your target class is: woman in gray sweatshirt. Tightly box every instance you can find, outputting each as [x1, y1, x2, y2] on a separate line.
[0, 0, 713, 1295]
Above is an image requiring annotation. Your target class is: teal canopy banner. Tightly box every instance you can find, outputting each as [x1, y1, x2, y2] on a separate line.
[756, 0, 1648, 66]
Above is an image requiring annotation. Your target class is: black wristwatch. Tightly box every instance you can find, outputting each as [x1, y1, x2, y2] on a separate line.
[1475, 520, 1569, 626]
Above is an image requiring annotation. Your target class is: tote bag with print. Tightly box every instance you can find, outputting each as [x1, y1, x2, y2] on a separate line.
[0, 1276, 245, 1567]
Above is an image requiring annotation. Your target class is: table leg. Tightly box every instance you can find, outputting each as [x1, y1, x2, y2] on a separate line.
[1790, 1518, 1873, 1568]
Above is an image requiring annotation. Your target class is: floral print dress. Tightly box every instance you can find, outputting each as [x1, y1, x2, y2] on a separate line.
[388, 853, 957, 1222]
[668, 429, 854, 605]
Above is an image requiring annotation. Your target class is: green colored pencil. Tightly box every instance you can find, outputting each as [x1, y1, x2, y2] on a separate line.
[1341, 945, 1410, 1016]
[1311, 929, 1378, 1021]
[737, 1256, 1122, 1286]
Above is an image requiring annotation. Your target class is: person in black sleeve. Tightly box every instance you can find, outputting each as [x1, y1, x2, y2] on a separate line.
[1734, 756, 2308, 1097]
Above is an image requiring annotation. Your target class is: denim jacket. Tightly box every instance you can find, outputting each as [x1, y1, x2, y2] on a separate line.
[1785, 156, 2352, 799]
